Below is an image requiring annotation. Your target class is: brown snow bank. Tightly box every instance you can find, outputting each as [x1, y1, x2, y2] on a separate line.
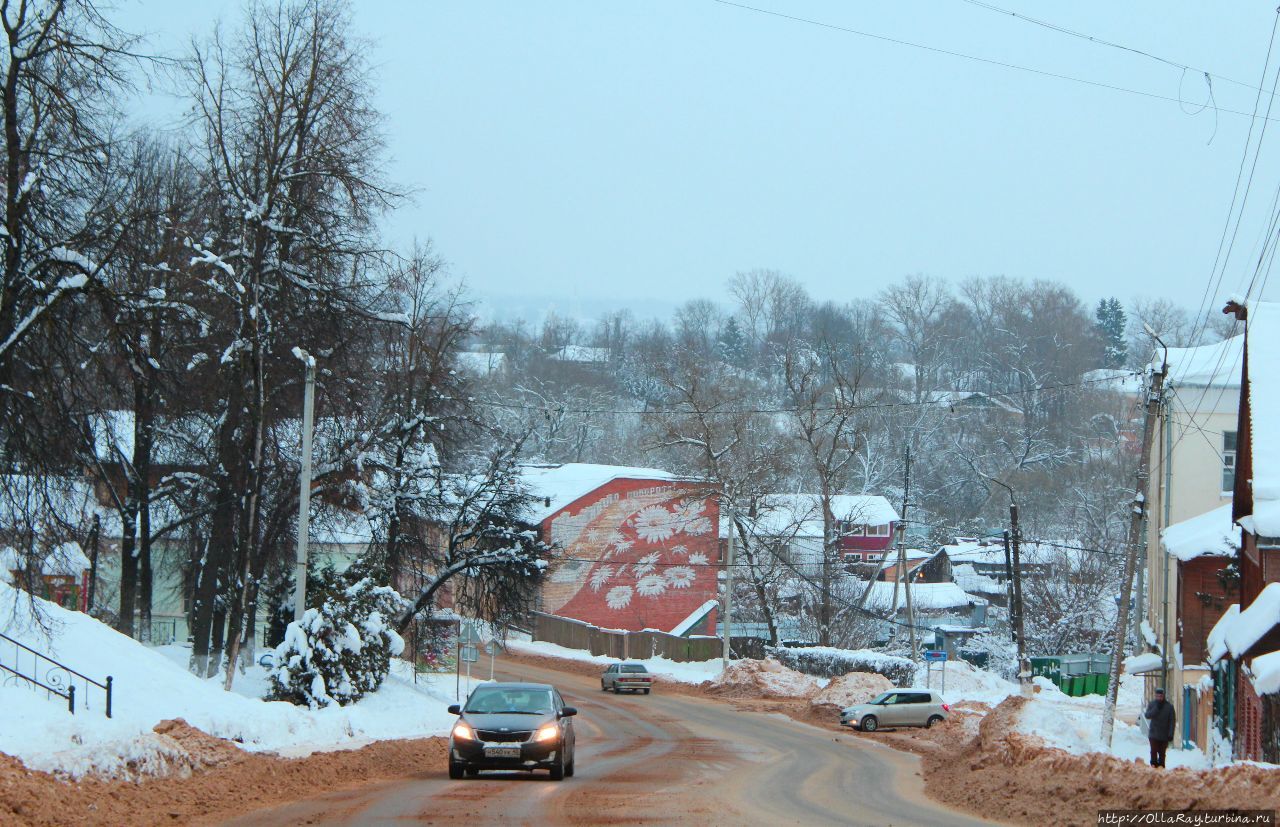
[810, 672, 894, 709]
[923, 696, 1280, 826]
[701, 659, 823, 699]
[0, 723, 447, 826]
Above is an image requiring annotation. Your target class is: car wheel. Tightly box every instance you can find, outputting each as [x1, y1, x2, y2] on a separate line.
[926, 715, 944, 728]
[860, 715, 879, 732]
[612, 685, 620, 694]
[465, 767, 480, 777]
[549, 750, 566, 781]
[601, 681, 607, 691]
[448, 761, 464, 780]
[565, 757, 575, 777]
[643, 688, 650, 695]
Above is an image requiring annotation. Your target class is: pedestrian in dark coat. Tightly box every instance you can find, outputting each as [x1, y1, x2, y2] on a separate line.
[1144, 688, 1176, 768]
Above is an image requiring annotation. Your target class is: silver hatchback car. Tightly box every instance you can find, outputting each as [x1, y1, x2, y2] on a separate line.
[840, 689, 950, 732]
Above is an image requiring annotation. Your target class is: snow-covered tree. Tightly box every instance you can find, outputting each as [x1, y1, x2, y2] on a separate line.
[268, 576, 406, 707]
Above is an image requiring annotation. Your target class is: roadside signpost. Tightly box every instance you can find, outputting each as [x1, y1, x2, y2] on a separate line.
[923, 649, 948, 694]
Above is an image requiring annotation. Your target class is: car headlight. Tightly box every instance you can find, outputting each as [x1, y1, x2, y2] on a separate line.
[534, 723, 559, 743]
[452, 722, 475, 741]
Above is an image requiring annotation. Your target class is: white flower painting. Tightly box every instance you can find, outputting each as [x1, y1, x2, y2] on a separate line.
[631, 552, 660, 578]
[605, 585, 633, 609]
[688, 552, 709, 566]
[664, 566, 695, 588]
[632, 505, 680, 543]
[635, 574, 667, 597]
[589, 564, 615, 592]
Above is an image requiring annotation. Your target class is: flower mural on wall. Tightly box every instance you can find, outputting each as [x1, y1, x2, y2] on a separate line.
[631, 552, 660, 578]
[635, 574, 667, 596]
[632, 505, 680, 543]
[605, 585, 633, 609]
[664, 566, 695, 589]
[589, 564, 615, 592]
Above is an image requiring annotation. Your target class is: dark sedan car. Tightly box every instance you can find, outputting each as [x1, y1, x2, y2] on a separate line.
[447, 682, 577, 780]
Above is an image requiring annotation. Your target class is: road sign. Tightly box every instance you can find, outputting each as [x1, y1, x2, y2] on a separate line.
[923, 649, 948, 662]
[460, 623, 482, 644]
[460, 644, 479, 663]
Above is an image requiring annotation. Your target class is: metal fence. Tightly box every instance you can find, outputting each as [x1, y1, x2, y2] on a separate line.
[532, 612, 723, 662]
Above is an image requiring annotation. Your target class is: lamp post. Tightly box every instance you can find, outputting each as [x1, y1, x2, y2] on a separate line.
[292, 348, 316, 623]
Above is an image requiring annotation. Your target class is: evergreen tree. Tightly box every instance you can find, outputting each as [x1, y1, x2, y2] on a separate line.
[718, 316, 748, 367]
[1095, 298, 1127, 369]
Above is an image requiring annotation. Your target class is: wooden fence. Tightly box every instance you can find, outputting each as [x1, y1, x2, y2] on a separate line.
[531, 612, 723, 662]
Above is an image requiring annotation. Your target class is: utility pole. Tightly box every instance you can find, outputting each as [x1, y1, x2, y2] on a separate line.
[900, 445, 917, 659]
[1009, 501, 1028, 686]
[722, 501, 736, 669]
[1101, 347, 1167, 746]
[293, 348, 317, 623]
[1002, 530, 1015, 643]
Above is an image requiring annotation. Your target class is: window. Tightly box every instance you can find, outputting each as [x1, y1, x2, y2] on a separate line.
[838, 521, 864, 536]
[867, 524, 890, 537]
[1223, 431, 1237, 493]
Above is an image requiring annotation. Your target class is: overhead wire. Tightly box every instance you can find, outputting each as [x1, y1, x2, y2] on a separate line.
[710, 0, 1280, 123]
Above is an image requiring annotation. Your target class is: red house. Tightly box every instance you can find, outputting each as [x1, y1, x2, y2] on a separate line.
[1211, 300, 1280, 762]
[524, 464, 720, 634]
[741, 494, 900, 568]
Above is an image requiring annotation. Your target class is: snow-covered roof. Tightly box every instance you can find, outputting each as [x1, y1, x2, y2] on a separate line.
[942, 539, 1053, 566]
[925, 390, 1022, 415]
[748, 494, 899, 539]
[519, 463, 680, 523]
[878, 548, 934, 571]
[1251, 649, 1280, 695]
[551, 345, 610, 364]
[1243, 302, 1280, 536]
[1160, 504, 1240, 562]
[670, 599, 718, 636]
[952, 563, 1005, 594]
[0, 542, 91, 578]
[1156, 334, 1243, 389]
[1123, 651, 1163, 675]
[1210, 583, 1280, 662]
[859, 580, 984, 612]
[455, 351, 506, 375]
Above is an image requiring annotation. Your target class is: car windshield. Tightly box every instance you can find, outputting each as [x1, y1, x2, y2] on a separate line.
[621, 665, 648, 673]
[464, 688, 553, 715]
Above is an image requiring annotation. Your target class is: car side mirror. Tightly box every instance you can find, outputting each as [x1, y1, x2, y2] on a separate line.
[448, 704, 461, 715]
[559, 707, 578, 718]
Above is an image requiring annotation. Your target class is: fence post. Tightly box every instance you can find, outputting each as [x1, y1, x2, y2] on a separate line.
[67, 684, 75, 715]
[105, 676, 113, 719]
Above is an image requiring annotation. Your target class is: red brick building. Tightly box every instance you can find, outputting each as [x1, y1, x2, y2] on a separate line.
[524, 464, 720, 634]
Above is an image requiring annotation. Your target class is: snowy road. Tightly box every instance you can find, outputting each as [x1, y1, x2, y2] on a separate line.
[224, 657, 997, 826]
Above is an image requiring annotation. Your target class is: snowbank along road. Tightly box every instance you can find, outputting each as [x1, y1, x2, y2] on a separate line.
[224, 657, 998, 826]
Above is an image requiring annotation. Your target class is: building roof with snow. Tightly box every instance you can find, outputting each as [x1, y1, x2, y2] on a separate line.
[455, 351, 506, 376]
[747, 494, 899, 539]
[1160, 503, 1240, 562]
[1208, 583, 1280, 662]
[858, 580, 985, 612]
[1155, 335, 1243, 389]
[1241, 302, 1280, 537]
[551, 345, 611, 364]
[518, 463, 681, 523]
[942, 538, 1054, 567]
[952, 563, 1005, 595]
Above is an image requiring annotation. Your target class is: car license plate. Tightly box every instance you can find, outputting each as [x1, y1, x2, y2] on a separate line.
[484, 745, 521, 758]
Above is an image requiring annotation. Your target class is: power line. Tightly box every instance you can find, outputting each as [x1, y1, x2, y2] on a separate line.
[957, 0, 1278, 101]
[710, 0, 1280, 123]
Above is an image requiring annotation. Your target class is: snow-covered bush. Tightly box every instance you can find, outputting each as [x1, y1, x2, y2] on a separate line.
[268, 578, 408, 708]
[767, 645, 917, 687]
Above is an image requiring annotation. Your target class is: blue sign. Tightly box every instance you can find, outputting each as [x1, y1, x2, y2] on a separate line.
[923, 650, 948, 662]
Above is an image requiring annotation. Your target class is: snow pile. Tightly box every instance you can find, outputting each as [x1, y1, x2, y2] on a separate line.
[768, 645, 917, 686]
[0, 582, 458, 778]
[704, 658, 824, 699]
[1123, 652, 1164, 675]
[1210, 584, 1280, 661]
[1252, 650, 1280, 695]
[810, 671, 893, 708]
[857, 580, 985, 612]
[929, 659, 1019, 706]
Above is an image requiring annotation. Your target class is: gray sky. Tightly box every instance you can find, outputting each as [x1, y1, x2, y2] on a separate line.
[117, 1, 1280, 322]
